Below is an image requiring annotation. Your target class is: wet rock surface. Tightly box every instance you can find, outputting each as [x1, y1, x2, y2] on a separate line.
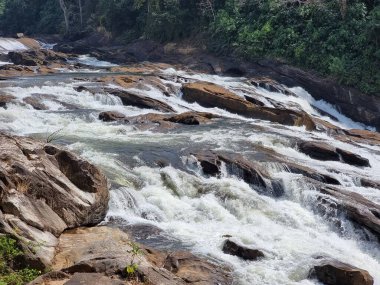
[99, 111, 127, 122]
[310, 259, 374, 285]
[182, 81, 315, 130]
[318, 185, 380, 238]
[222, 240, 264, 261]
[104, 88, 175, 113]
[99, 111, 219, 132]
[0, 92, 15, 108]
[193, 150, 284, 197]
[298, 141, 370, 167]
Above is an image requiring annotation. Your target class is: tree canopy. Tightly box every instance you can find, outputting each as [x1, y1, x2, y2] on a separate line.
[0, 0, 379, 94]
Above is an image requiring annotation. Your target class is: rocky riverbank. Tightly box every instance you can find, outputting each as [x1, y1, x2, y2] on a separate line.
[0, 37, 379, 285]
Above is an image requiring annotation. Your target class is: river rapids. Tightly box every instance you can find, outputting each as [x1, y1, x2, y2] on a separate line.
[0, 53, 379, 285]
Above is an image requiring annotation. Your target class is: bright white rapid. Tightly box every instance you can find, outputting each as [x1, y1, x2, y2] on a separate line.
[0, 65, 379, 285]
[0, 38, 28, 54]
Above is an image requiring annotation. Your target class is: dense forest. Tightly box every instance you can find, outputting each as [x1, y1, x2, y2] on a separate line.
[0, 0, 379, 94]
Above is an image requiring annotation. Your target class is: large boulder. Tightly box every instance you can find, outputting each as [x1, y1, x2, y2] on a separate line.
[181, 82, 315, 130]
[311, 259, 374, 285]
[0, 134, 109, 268]
[36, 226, 232, 285]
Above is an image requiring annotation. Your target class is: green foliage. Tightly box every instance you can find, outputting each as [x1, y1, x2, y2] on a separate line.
[0, 0, 5, 15]
[125, 242, 143, 280]
[0, 236, 22, 264]
[209, 0, 380, 94]
[0, 236, 41, 285]
[0, 0, 378, 94]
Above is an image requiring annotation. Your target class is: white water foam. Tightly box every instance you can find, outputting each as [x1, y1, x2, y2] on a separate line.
[0, 67, 379, 285]
[0, 38, 28, 54]
[68, 55, 118, 68]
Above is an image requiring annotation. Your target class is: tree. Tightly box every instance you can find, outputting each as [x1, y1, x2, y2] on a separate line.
[58, 0, 69, 33]
[78, 0, 83, 27]
[199, 0, 216, 20]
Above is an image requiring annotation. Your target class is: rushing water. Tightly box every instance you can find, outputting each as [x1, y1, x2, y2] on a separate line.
[0, 60, 379, 284]
[0, 38, 28, 54]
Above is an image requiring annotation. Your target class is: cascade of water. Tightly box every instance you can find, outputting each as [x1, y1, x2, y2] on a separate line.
[0, 38, 28, 54]
[0, 66, 379, 284]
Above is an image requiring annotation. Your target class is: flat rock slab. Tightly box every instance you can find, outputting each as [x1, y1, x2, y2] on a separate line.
[51, 226, 232, 285]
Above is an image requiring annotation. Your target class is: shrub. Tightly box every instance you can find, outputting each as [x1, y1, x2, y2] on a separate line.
[0, 236, 41, 285]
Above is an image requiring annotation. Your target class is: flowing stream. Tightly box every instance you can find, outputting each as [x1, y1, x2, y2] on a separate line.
[0, 58, 379, 285]
[0, 37, 28, 54]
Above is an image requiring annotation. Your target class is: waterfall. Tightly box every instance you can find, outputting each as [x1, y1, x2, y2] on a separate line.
[0, 63, 379, 285]
[0, 38, 28, 54]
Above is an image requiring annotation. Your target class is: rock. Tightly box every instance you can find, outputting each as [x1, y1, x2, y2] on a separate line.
[298, 141, 370, 167]
[0, 93, 15, 108]
[104, 88, 175, 113]
[49, 226, 232, 285]
[195, 152, 221, 176]
[193, 151, 284, 197]
[319, 186, 380, 238]
[248, 77, 296, 96]
[299, 141, 340, 161]
[65, 273, 125, 285]
[29, 272, 125, 285]
[28, 271, 71, 285]
[311, 259, 374, 285]
[181, 81, 315, 130]
[23, 96, 48, 110]
[0, 134, 109, 268]
[344, 129, 380, 141]
[336, 148, 370, 167]
[222, 240, 264, 261]
[8, 51, 42, 66]
[341, 129, 380, 146]
[73, 85, 90, 93]
[253, 60, 380, 130]
[244, 95, 265, 106]
[119, 112, 218, 132]
[361, 178, 380, 190]
[99, 111, 126, 122]
[164, 112, 218, 125]
[160, 251, 232, 284]
[17, 37, 41, 50]
[8, 50, 68, 66]
[285, 162, 340, 185]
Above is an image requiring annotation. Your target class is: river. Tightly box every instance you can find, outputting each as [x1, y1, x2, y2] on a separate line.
[0, 53, 379, 285]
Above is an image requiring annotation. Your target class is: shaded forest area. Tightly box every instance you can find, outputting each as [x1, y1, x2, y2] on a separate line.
[0, 0, 379, 94]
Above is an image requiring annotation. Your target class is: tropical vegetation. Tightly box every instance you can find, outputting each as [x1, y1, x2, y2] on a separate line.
[0, 0, 379, 93]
